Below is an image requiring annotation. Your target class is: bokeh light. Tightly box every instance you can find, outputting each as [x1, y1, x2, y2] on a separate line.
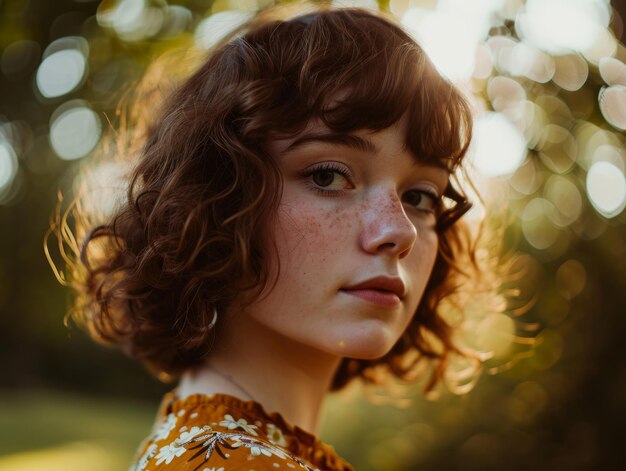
[402, 8, 477, 81]
[599, 56, 626, 86]
[195, 10, 256, 49]
[582, 27, 618, 64]
[537, 124, 577, 174]
[535, 95, 573, 128]
[591, 144, 625, 170]
[487, 76, 526, 112]
[331, 0, 379, 9]
[472, 42, 493, 79]
[575, 122, 621, 169]
[510, 158, 543, 196]
[487, 34, 518, 74]
[401, 0, 506, 82]
[598, 85, 626, 130]
[470, 111, 527, 177]
[49, 102, 102, 161]
[508, 41, 555, 83]
[586, 161, 626, 218]
[517, 0, 612, 54]
[543, 175, 583, 227]
[97, 0, 165, 42]
[552, 54, 589, 91]
[556, 259, 587, 300]
[159, 5, 193, 37]
[35, 36, 89, 99]
[0, 141, 18, 197]
[522, 198, 561, 250]
[36, 50, 87, 99]
[501, 100, 549, 149]
[475, 313, 515, 358]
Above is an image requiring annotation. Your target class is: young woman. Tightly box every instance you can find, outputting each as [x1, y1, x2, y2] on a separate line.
[51, 6, 494, 470]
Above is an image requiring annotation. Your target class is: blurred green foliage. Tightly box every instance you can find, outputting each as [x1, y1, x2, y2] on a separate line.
[1, 0, 626, 469]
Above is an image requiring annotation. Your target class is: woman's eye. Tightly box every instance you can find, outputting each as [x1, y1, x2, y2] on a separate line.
[310, 169, 350, 190]
[402, 190, 438, 213]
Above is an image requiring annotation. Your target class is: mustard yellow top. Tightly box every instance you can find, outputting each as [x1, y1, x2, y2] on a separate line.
[129, 390, 354, 471]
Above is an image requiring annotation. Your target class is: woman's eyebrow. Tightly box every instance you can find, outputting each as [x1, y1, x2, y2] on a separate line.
[282, 132, 452, 171]
[284, 133, 378, 154]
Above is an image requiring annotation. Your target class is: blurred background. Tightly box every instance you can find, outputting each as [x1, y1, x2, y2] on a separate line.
[1, 0, 625, 469]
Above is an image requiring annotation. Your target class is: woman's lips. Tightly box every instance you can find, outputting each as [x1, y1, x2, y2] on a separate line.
[340, 288, 401, 307]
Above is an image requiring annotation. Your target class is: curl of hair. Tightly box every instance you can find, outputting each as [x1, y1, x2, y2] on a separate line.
[47, 7, 506, 393]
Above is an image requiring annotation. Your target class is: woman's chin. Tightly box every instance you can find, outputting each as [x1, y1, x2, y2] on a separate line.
[325, 329, 399, 360]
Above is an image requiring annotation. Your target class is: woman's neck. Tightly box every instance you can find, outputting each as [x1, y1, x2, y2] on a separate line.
[177, 310, 342, 435]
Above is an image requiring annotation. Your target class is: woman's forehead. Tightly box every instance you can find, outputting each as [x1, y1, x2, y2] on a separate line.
[267, 116, 410, 157]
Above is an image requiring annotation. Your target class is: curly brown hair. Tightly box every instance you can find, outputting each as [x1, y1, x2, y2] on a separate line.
[47, 7, 494, 394]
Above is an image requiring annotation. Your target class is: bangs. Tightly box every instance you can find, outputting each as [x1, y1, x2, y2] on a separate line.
[238, 8, 472, 171]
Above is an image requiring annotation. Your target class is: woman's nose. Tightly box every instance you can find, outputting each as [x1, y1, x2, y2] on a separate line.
[359, 191, 418, 259]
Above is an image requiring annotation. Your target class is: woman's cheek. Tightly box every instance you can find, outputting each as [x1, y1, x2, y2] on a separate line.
[279, 195, 352, 251]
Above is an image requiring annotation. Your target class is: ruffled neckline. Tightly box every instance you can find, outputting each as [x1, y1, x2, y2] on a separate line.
[160, 389, 354, 471]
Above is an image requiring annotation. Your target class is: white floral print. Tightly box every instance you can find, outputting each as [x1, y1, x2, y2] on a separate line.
[230, 435, 290, 460]
[202, 468, 224, 471]
[219, 414, 259, 436]
[251, 445, 273, 457]
[153, 412, 178, 441]
[177, 425, 204, 443]
[130, 443, 157, 471]
[267, 423, 288, 447]
[155, 443, 186, 465]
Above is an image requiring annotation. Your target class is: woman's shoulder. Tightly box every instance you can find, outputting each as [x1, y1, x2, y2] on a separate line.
[129, 390, 353, 471]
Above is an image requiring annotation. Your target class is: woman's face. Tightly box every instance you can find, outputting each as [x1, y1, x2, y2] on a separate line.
[243, 119, 449, 360]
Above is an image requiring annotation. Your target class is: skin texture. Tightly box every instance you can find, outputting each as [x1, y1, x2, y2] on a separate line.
[179, 119, 449, 433]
